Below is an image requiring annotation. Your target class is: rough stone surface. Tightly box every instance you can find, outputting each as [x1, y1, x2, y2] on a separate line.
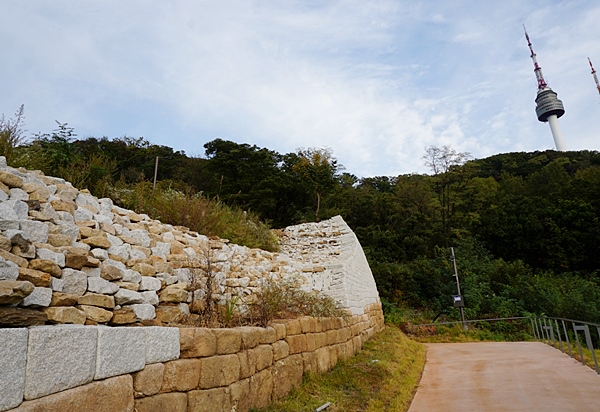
[24, 325, 98, 400]
[133, 363, 165, 397]
[160, 359, 201, 392]
[0, 258, 19, 281]
[78, 305, 113, 323]
[249, 368, 273, 409]
[139, 276, 161, 291]
[229, 379, 250, 412]
[13, 374, 134, 412]
[128, 303, 155, 321]
[0, 328, 28, 411]
[145, 326, 180, 364]
[187, 388, 231, 412]
[43, 307, 86, 324]
[109, 307, 137, 325]
[17, 267, 52, 287]
[272, 354, 304, 400]
[28, 259, 61, 277]
[213, 328, 242, 354]
[179, 328, 217, 358]
[115, 288, 144, 305]
[0, 280, 34, 305]
[199, 354, 241, 389]
[77, 293, 115, 309]
[134, 392, 187, 412]
[60, 269, 87, 296]
[0, 307, 47, 327]
[87, 277, 119, 295]
[20, 287, 52, 308]
[95, 326, 146, 380]
[35, 248, 65, 268]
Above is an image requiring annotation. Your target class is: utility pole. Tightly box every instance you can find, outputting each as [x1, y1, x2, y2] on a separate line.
[450, 247, 466, 329]
[153, 156, 159, 193]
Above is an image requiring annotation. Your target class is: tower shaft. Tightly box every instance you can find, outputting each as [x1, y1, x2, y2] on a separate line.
[547, 115, 566, 151]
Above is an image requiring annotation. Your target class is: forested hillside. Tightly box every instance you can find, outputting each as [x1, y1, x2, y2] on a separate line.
[2, 114, 599, 323]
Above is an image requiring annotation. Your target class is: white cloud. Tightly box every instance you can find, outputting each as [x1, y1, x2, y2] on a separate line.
[2, 1, 600, 177]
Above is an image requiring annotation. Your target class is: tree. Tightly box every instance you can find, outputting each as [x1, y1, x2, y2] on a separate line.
[0, 105, 27, 163]
[292, 147, 341, 222]
[423, 146, 473, 243]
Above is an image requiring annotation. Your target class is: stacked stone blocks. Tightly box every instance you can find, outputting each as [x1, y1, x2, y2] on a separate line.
[5, 303, 383, 412]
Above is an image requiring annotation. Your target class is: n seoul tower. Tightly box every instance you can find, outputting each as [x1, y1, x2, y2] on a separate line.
[524, 26, 567, 151]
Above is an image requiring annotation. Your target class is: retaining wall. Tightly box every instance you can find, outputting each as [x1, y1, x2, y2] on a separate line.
[3, 303, 384, 412]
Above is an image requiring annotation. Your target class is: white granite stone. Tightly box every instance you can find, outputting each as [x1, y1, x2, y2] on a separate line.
[20, 287, 52, 307]
[129, 303, 156, 320]
[93, 214, 113, 225]
[0, 328, 28, 411]
[144, 326, 180, 364]
[122, 269, 142, 284]
[90, 248, 109, 261]
[9, 188, 28, 201]
[19, 220, 49, 244]
[139, 276, 162, 292]
[61, 269, 88, 296]
[129, 230, 150, 247]
[5, 200, 28, 220]
[0, 258, 19, 281]
[87, 277, 119, 294]
[140, 290, 159, 306]
[24, 325, 97, 400]
[75, 193, 100, 210]
[82, 267, 101, 277]
[36, 248, 66, 268]
[0, 202, 19, 221]
[95, 326, 145, 380]
[74, 207, 94, 222]
[114, 288, 144, 305]
[51, 277, 64, 292]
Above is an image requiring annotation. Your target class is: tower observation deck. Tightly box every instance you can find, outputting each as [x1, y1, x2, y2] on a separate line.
[524, 26, 566, 151]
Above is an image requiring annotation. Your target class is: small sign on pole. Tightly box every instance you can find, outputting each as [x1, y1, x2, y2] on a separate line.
[453, 295, 464, 308]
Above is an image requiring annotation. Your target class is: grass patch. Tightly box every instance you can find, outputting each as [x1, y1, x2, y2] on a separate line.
[110, 181, 279, 251]
[255, 325, 426, 412]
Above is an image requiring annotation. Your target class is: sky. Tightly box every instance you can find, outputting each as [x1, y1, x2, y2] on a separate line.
[2, 1, 600, 178]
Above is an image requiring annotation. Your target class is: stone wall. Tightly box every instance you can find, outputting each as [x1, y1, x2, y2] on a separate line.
[4, 303, 383, 412]
[0, 158, 379, 326]
[0, 159, 385, 411]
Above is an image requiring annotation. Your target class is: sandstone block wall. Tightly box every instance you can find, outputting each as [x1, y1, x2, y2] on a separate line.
[6, 303, 384, 412]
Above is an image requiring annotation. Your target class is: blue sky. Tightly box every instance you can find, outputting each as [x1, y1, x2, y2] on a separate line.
[2, 1, 600, 177]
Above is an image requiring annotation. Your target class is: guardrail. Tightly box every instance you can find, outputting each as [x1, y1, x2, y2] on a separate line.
[405, 316, 600, 375]
[531, 316, 600, 375]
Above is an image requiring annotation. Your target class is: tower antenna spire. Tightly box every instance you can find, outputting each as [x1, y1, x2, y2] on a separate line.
[588, 57, 600, 97]
[523, 26, 566, 151]
[524, 25, 548, 90]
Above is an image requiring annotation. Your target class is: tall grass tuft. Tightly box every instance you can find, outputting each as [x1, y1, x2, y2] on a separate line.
[110, 181, 279, 252]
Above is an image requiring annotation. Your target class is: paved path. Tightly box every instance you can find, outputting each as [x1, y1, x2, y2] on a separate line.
[408, 342, 600, 412]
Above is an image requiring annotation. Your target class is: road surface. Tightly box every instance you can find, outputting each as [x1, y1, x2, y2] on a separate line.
[408, 342, 600, 412]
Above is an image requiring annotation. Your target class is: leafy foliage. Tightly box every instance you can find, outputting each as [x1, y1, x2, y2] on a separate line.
[4, 118, 600, 322]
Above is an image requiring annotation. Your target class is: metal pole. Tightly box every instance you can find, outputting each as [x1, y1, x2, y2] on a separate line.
[153, 156, 159, 193]
[562, 319, 573, 358]
[450, 247, 466, 329]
